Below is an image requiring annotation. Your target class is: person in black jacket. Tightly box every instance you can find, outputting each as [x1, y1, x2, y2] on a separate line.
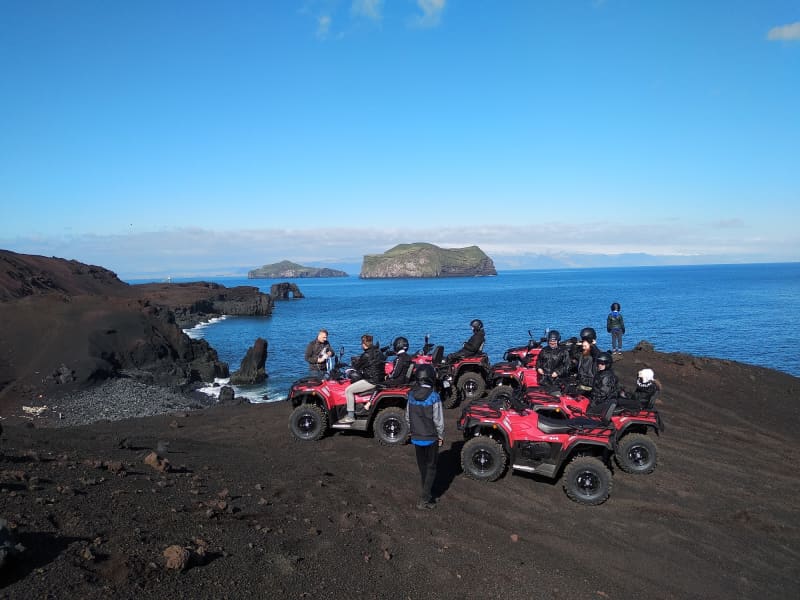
[340, 334, 385, 424]
[446, 319, 485, 362]
[363, 336, 413, 411]
[405, 364, 444, 509]
[587, 352, 620, 416]
[535, 330, 570, 386]
[304, 329, 334, 375]
[574, 327, 600, 392]
[385, 336, 413, 386]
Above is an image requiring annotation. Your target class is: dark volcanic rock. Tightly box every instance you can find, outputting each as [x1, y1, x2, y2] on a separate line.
[0, 252, 255, 404]
[229, 338, 268, 385]
[269, 282, 304, 300]
[0, 249, 127, 301]
[130, 282, 273, 329]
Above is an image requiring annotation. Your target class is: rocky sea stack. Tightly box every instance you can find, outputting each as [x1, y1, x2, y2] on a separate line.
[360, 243, 497, 278]
[248, 260, 347, 279]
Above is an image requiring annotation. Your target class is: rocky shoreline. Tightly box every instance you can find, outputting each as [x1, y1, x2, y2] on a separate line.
[29, 379, 219, 428]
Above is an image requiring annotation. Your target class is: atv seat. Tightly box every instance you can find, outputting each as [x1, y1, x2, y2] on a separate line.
[430, 345, 444, 365]
[536, 415, 605, 434]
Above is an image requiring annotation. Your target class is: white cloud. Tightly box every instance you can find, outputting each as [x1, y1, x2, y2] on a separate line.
[317, 14, 332, 39]
[412, 0, 446, 28]
[767, 22, 800, 41]
[352, 0, 383, 20]
[3, 220, 798, 278]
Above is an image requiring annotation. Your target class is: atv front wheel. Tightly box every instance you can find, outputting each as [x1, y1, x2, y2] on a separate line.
[562, 456, 612, 505]
[461, 436, 507, 482]
[615, 433, 657, 474]
[487, 385, 514, 406]
[289, 404, 327, 442]
[373, 407, 409, 446]
[457, 372, 486, 404]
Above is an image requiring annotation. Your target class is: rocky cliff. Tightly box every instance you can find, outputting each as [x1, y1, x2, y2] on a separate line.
[0, 250, 272, 400]
[360, 243, 497, 278]
[248, 260, 347, 279]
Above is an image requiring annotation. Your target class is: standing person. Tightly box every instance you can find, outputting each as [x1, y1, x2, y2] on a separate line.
[305, 329, 334, 375]
[405, 364, 444, 510]
[340, 334, 385, 424]
[446, 319, 485, 362]
[607, 302, 626, 355]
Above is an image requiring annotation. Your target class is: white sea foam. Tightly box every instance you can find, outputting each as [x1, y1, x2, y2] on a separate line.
[196, 377, 285, 404]
[184, 315, 228, 339]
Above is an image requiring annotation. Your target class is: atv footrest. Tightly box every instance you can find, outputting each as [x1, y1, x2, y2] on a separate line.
[331, 420, 369, 431]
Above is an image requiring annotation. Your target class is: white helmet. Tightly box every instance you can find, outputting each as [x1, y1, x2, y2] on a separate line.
[637, 368, 655, 385]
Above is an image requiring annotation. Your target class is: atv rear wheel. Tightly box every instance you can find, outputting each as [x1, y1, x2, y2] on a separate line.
[461, 436, 507, 482]
[457, 372, 486, 404]
[487, 385, 514, 406]
[441, 387, 459, 409]
[562, 456, 612, 505]
[615, 433, 657, 474]
[289, 404, 327, 442]
[373, 407, 409, 446]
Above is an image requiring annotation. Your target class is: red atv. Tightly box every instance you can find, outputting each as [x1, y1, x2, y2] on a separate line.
[288, 359, 413, 447]
[457, 397, 618, 505]
[485, 355, 541, 403]
[490, 383, 665, 475]
[401, 337, 490, 409]
[501, 329, 544, 364]
[438, 353, 492, 409]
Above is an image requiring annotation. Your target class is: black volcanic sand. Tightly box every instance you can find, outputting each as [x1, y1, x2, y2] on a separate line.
[1, 348, 799, 599]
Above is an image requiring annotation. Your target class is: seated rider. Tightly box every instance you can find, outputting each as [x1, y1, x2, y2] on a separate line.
[446, 319, 485, 363]
[340, 334, 386, 424]
[572, 327, 600, 392]
[385, 336, 413, 386]
[535, 330, 570, 387]
[630, 368, 660, 409]
[587, 352, 620, 416]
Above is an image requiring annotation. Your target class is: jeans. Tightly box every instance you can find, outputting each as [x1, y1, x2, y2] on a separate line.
[611, 330, 623, 351]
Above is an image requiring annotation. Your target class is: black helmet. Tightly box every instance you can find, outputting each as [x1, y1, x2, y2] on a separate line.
[393, 336, 409, 352]
[596, 351, 613, 366]
[580, 327, 597, 342]
[547, 330, 561, 342]
[470, 319, 483, 331]
[414, 364, 436, 386]
[610, 302, 621, 311]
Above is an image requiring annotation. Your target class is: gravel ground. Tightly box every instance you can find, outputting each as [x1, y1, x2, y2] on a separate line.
[38, 379, 218, 427]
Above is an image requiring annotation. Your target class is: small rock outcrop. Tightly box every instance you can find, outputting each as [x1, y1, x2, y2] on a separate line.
[270, 282, 304, 300]
[360, 243, 497, 278]
[229, 338, 268, 385]
[248, 260, 347, 279]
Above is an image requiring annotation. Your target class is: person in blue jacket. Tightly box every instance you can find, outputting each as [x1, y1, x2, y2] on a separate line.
[405, 364, 444, 510]
[607, 302, 626, 355]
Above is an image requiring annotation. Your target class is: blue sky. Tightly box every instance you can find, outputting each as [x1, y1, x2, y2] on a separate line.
[1, 0, 798, 277]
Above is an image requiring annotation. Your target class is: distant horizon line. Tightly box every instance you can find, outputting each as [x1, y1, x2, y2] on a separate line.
[121, 260, 800, 282]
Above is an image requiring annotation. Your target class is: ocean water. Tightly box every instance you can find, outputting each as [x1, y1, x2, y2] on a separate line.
[129, 263, 800, 402]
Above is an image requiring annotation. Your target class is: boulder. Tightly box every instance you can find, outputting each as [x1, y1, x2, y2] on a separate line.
[229, 338, 268, 385]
